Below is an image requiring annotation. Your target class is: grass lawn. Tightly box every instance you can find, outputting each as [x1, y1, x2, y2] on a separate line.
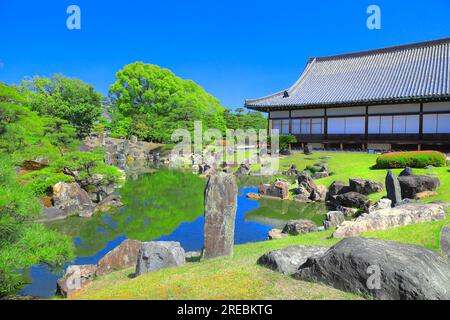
[74, 215, 449, 300]
[274, 151, 450, 203]
[73, 151, 449, 300]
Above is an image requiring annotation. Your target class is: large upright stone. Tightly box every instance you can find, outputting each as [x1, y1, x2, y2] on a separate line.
[385, 170, 401, 206]
[203, 172, 238, 259]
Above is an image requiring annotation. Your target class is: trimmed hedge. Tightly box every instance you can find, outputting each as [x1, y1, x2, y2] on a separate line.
[376, 151, 447, 169]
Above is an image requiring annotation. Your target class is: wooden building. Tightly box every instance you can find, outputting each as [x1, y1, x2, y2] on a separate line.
[245, 38, 450, 151]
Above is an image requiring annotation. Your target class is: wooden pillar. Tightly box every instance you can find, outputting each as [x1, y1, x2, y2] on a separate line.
[340, 143, 344, 151]
[419, 103, 424, 140]
[288, 110, 292, 134]
[365, 106, 369, 140]
[324, 107, 328, 140]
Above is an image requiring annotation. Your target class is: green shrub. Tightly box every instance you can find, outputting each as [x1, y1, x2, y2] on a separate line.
[21, 168, 75, 196]
[305, 165, 322, 174]
[279, 135, 297, 151]
[0, 157, 73, 297]
[376, 151, 447, 169]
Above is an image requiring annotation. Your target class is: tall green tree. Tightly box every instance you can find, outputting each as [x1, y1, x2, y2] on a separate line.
[0, 83, 73, 297]
[42, 118, 79, 156]
[109, 62, 227, 143]
[19, 75, 102, 138]
[224, 109, 267, 132]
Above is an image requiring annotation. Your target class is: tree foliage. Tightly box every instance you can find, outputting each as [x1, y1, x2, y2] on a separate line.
[223, 108, 267, 132]
[0, 156, 74, 297]
[19, 75, 102, 138]
[108, 62, 266, 143]
[50, 150, 122, 189]
[278, 135, 297, 151]
[0, 83, 112, 296]
[0, 83, 62, 161]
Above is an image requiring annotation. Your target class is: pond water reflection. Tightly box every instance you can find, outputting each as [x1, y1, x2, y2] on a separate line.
[19, 170, 326, 297]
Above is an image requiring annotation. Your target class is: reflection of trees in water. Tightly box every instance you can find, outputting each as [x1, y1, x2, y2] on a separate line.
[235, 175, 274, 188]
[45, 170, 205, 257]
[245, 199, 326, 228]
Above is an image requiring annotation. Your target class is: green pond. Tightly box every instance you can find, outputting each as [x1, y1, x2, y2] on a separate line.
[19, 169, 327, 297]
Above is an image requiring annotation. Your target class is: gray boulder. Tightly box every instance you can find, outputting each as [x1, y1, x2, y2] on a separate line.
[282, 219, 318, 235]
[304, 145, 313, 155]
[56, 264, 98, 298]
[327, 181, 350, 198]
[349, 178, 383, 195]
[94, 194, 123, 213]
[323, 211, 345, 230]
[385, 170, 402, 206]
[333, 203, 446, 238]
[297, 172, 318, 194]
[398, 175, 440, 199]
[442, 226, 450, 258]
[394, 198, 416, 207]
[259, 180, 289, 200]
[283, 164, 299, 177]
[334, 192, 371, 210]
[203, 173, 238, 259]
[312, 164, 329, 179]
[368, 198, 392, 213]
[399, 167, 414, 176]
[313, 172, 329, 179]
[53, 182, 95, 218]
[310, 185, 327, 202]
[257, 246, 329, 275]
[96, 239, 142, 276]
[235, 163, 251, 176]
[295, 237, 450, 300]
[267, 228, 288, 240]
[135, 241, 185, 276]
[293, 172, 326, 202]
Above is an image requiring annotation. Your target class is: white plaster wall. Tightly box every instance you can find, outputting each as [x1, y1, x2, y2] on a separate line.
[368, 104, 420, 114]
[327, 107, 366, 116]
[423, 102, 450, 112]
[291, 109, 324, 117]
[270, 111, 290, 119]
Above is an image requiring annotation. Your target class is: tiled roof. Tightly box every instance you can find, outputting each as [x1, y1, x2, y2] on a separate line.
[245, 38, 450, 110]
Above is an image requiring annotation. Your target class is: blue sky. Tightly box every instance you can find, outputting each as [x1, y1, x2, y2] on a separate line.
[1, 0, 449, 108]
